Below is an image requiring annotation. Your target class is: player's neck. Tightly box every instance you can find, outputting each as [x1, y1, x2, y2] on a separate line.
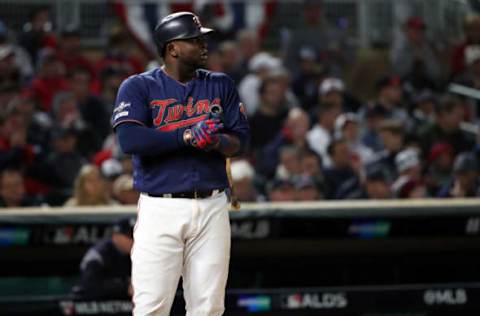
[163, 64, 197, 84]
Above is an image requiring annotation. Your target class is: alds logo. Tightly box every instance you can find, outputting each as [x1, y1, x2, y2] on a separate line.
[151, 97, 221, 131]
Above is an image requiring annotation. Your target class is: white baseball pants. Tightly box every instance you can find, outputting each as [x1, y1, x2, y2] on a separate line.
[131, 191, 231, 316]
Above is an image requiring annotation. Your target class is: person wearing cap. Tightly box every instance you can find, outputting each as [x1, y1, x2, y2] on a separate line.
[230, 159, 263, 202]
[258, 107, 312, 179]
[56, 27, 97, 84]
[368, 119, 406, 182]
[424, 142, 455, 195]
[0, 19, 33, 81]
[73, 217, 135, 299]
[323, 138, 361, 199]
[306, 102, 342, 168]
[418, 94, 476, 157]
[391, 16, 441, 90]
[238, 51, 281, 115]
[450, 14, 480, 77]
[334, 112, 374, 165]
[112, 174, 139, 205]
[438, 152, 479, 198]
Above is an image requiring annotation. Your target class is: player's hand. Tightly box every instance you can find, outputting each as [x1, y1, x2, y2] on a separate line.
[190, 118, 224, 150]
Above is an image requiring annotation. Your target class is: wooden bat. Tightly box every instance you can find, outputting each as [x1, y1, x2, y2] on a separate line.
[226, 158, 241, 210]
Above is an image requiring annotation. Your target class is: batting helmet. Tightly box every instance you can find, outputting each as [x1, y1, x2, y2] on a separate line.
[154, 12, 214, 57]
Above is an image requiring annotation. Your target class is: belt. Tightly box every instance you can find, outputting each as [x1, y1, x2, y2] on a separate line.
[143, 188, 224, 199]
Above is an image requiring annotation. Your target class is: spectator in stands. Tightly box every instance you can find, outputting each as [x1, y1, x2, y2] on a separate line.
[258, 108, 311, 178]
[0, 21, 33, 84]
[283, 0, 354, 77]
[363, 165, 392, 199]
[334, 112, 374, 165]
[291, 46, 325, 111]
[51, 91, 99, 159]
[450, 14, 480, 77]
[300, 150, 326, 198]
[368, 120, 406, 182]
[392, 177, 428, 199]
[0, 45, 22, 98]
[18, 6, 56, 66]
[438, 152, 479, 198]
[100, 157, 123, 199]
[319, 77, 361, 113]
[6, 96, 52, 159]
[30, 49, 69, 112]
[274, 146, 303, 182]
[73, 217, 134, 299]
[409, 89, 437, 133]
[112, 174, 138, 205]
[0, 168, 39, 207]
[56, 28, 97, 87]
[217, 41, 242, 82]
[234, 29, 261, 82]
[370, 75, 408, 122]
[44, 127, 86, 201]
[99, 66, 128, 112]
[96, 27, 144, 77]
[394, 148, 423, 182]
[239, 51, 281, 115]
[68, 67, 110, 143]
[418, 95, 476, 156]
[248, 76, 291, 151]
[323, 138, 360, 199]
[425, 142, 455, 196]
[306, 102, 341, 167]
[0, 104, 36, 171]
[230, 159, 263, 202]
[267, 178, 296, 202]
[294, 175, 321, 201]
[64, 164, 116, 206]
[391, 16, 441, 90]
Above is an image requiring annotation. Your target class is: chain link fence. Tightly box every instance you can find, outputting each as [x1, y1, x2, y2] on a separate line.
[0, 0, 475, 49]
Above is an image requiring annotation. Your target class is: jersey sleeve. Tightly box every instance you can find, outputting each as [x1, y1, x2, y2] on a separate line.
[112, 75, 150, 130]
[221, 75, 250, 147]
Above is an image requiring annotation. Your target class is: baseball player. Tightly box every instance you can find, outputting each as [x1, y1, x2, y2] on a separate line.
[112, 12, 250, 316]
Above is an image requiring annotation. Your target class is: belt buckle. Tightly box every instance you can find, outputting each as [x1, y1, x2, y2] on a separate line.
[194, 191, 198, 199]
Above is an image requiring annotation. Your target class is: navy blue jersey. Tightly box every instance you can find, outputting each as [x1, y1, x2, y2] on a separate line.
[112, 68, 250, 194]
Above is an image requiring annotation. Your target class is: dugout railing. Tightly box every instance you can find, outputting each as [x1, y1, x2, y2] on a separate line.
[1, 199, 480, 315]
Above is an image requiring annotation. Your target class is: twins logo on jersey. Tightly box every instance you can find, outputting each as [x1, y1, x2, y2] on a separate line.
[151, 97, 221, 131]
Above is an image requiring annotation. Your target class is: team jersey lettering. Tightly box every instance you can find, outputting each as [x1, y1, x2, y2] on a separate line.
[150, 97, 221, 130]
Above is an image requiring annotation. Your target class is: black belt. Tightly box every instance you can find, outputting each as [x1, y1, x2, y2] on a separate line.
[143, 188, 224, 199]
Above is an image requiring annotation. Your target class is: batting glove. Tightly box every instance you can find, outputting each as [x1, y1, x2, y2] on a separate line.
[189, 118, 224, 150]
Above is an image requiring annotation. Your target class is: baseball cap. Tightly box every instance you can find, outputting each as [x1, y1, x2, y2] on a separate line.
[112, 217, 135, 238]
[365, 164, 391, 182]
[230, 159, 255, 182]
[375, 75, 401, 92]
[465, 45, 480, 66]
[0, 45, 14, 61]
[335, 112, 358, 132]
[112, 174, 134, 196]
[406, 16, 425, 30]
[395, 148, 420, 173]
[428, 142, 453, 163]
[319, 77, 345, 95]
[248, 52, 281, 72]
[453, 152, 478, 173]
[101, 158, 123, 179]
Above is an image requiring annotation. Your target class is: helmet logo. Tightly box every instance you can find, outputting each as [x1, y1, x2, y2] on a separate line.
[192, 15, 202, 29]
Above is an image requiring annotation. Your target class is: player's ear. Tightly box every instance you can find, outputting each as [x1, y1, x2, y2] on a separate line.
[166, 42, 179, 58]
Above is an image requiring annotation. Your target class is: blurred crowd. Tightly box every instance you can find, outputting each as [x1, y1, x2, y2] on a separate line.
[0, 5, 479, 208]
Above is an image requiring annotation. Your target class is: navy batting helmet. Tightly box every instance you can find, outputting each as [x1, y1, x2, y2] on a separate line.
[154, 12, 214, 57]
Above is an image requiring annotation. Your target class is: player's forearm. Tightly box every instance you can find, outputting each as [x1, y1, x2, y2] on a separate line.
[116, 122, 185, 155]
[213, 133, 243, 157]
